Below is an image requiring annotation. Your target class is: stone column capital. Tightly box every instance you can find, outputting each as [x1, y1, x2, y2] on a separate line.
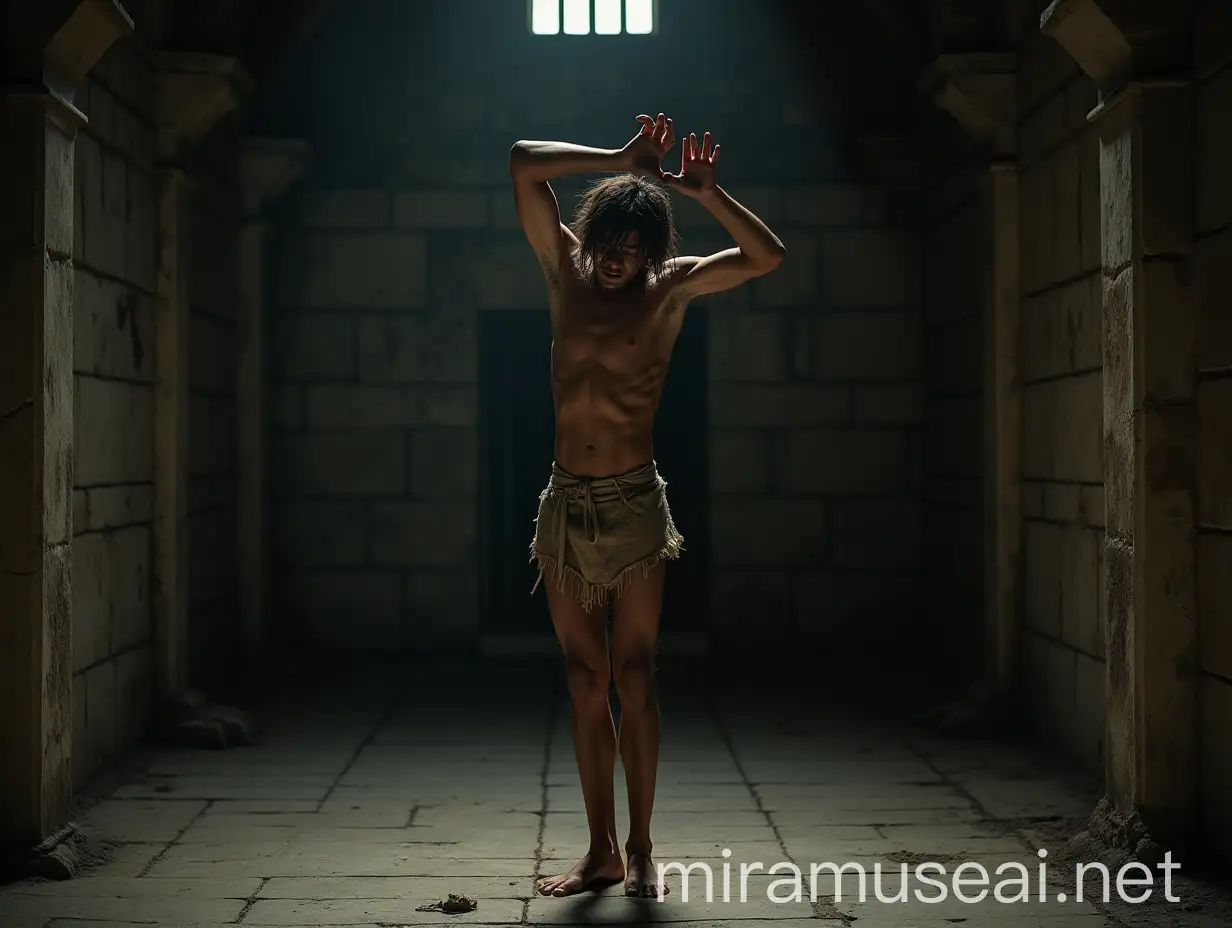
[238, 137, 311, 218]
[917, 53, 1018, 157]
[1041, 0, 1190, 96]
[43, 1, 134, 90]
[156, 51, 251, 160]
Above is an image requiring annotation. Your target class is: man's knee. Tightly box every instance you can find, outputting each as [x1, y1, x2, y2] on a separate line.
[564, 651, 610, 703]
[614, 651, 656, 708]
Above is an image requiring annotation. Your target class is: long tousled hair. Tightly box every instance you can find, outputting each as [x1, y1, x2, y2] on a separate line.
[569, 173, 678, 283]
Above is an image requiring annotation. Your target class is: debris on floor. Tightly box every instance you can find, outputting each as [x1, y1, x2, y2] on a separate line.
[414, 893, 478, 914]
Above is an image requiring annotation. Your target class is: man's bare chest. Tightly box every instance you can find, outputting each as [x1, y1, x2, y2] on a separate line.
[553, 300, 665, 378]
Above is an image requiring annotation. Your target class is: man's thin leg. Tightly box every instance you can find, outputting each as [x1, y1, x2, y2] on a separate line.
[535, 583, 623, 897]
[611, 561, 666, 897]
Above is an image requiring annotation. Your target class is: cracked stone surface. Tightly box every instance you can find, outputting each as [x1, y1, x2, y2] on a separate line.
[2, 659, 1229, 927]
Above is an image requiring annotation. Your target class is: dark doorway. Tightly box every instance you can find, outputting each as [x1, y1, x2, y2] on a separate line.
[478, 309, 709, 642]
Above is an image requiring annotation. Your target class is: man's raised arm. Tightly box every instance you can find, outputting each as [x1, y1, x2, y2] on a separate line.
[662, 131, 786, 300]
[509, 114, 676, 281]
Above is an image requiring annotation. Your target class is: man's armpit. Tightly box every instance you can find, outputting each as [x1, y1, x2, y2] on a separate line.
[539, 253, 561, 291]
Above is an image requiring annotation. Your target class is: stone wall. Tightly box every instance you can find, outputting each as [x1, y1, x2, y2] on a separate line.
[1014, 28, 1105, 772]
[1195, 0, 1232, 861]
[186, 145, 243, 685]
[69, 33, 243, 788]
[263, 0, 922, 653]
[919, 114, 987, 676]
[70, 37, 158, 788]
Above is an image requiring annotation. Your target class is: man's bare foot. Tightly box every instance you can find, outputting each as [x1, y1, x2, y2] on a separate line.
[625, 850, 668, 898]
[536, 847, 624, 897]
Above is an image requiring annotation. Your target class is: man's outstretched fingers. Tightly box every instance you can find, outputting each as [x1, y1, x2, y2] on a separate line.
[711, 143, 720, 163]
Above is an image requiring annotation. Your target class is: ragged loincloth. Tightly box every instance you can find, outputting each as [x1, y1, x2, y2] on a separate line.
[529, 461, 684, 613]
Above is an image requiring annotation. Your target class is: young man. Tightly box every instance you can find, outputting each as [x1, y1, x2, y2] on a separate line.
[509, 113, 785, 898]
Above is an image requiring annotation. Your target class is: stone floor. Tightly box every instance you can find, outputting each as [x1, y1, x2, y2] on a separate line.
[2, 657, 1230, 927]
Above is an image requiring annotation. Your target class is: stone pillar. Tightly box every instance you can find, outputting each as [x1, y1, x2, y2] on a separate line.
[1043, 0, 1198, 849]
[153, 52, 249, 724]
[0, 0, 130, 850]
[236, 138, 309, 666]
[918, 53, 1023, 703]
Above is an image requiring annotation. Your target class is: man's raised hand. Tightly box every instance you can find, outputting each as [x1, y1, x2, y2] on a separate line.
[622, 113, 675, 178]
[662, 131, 719, 198]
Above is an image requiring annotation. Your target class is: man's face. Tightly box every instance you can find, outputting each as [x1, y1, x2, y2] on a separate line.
[593, 231, 644, 290]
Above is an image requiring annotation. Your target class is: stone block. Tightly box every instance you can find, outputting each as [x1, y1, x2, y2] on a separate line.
[74, 377, 154, 486]
[461, 240, 546, 310]
[1063, 650, 1106, 774]
[1196, 0, 1232, 79]
[72, 525, 151, 672]
[924, 317, 981, 397]
[924, 395, 981, 478]
[125, 165, 157, 292]
[74, 270, 154, 381]
[1200, 675, 1232, 861]
[709, 384, 849, 428]
[1024, 519, 1063, 637]
[780, 185, 865, 226]
[367, 500, 478, 566]
[405, 569, 480, 649]
[1197, 532, 1232, 679]
[82, 145, 127, 279]
[1019, 158, 1051, 295]
[282, 571, 404, 649]
[708, 309, 808, 381]
[1058, 525, 1101, 657]
[1021, 373, 1103, 482]
[409, 429, 478, 497]
[796, 570, 920, 647]
[779, 429, 908, 495]
[187, 509, 238, 610]
[815, 310, 921, 381]
[188, 393, 235, 477]
[709, 430, 771, 493]
[1198, 65, 1232, 236]
[74, 484, 153, 533]
[1079, 130, 1101, 274]
[1198, 378, 1232, 529]
[709, 570, 796, 648]
[305, 385, 477, 429]
[394, 189, 488, 228]
[277, 233, 426, 309]
[358, 312, 476, 382]
[1195, 226, 1232, 372]
[271, 501, 368, 567]
[489, 188, 521, 231]
[1051, 139, 1082, 283]
[1019, 83, 1068, 167]
[1022, 632, 1077, 745]
[85, 658, 118, 776]
[270, 386, 303, 430]
[115, 644, 153, 750]
[828, 499, 921, 569]
[188, 310, 233, 394]
[1041, 483, 1081, 522]
[300, 189, 390, 229]
[709, 498, 827, 567]
[852, 384, 922, 424]
[190, 205, 240, 322]
[819, 229, 918, 308]
[270, 313, 357, 380]
[751, 230, 817, 306]
[1021, 273, 1101, 382]
[72, 672, 88, 789]
[44, 117, 74, 260]
[271, 432, 405, 497]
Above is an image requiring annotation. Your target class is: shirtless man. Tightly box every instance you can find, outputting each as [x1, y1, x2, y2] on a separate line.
[510, 112, 785, 898]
